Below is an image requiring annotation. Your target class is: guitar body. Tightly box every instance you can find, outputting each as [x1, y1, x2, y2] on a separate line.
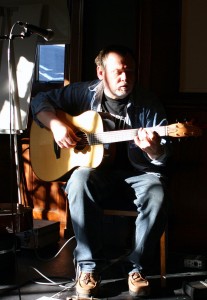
[30, 111, 104, 182]
[30, 110, 202, 182]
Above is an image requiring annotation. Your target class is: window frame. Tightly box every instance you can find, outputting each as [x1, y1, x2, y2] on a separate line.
[32, 44, 70, 97]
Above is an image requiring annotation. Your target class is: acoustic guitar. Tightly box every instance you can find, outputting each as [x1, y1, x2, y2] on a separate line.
[30, 110, 202, 182]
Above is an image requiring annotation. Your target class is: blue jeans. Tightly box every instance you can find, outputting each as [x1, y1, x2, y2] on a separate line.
[65, 166, 168, 274]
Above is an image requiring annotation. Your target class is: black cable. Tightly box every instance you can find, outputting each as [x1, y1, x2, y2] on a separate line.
[34, 235, 75, 262]
[31, 268, 75, 289]
[25, 235, 77, 294]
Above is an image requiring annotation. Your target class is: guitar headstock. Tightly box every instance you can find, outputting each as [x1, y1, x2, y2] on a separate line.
[167, 122, 202, 138]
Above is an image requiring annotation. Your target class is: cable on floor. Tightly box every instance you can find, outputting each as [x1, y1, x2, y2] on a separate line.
[31, 266, 76, 288]
[34, 235, 76, 262]
[27, 236, 77, 293]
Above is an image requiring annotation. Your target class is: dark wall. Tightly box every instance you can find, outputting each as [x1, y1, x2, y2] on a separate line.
[81, 0, 138, 81]
[150, 1, 181, 99]
[81, 0, 182, 103]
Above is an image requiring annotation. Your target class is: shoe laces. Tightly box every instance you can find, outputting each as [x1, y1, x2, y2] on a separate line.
[83, 273, 92, 285]
[131, 272, 147, 282]
[80, 272, 100, 286]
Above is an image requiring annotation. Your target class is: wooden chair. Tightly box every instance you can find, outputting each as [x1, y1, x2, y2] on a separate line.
[103, 209, 167, 288]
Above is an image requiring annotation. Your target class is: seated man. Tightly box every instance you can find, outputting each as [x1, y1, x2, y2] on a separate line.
[31, 45, 170, 298]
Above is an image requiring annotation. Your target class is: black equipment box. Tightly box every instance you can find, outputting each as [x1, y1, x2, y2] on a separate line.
[183, 280, 207, 300]
[16, 219, 60, 249]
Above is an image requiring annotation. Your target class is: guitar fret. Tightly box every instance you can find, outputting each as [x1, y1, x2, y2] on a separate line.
[95, 129, 136, 145]
[89, 128, 166, 145]
[88, 126, 169, 145]
[155, 126, 167, 137]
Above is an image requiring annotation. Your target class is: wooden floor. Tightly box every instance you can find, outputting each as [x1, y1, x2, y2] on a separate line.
[0, 233, 207, 300]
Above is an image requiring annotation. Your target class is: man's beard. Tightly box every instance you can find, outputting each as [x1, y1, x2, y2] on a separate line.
[114, 88, 130, 99]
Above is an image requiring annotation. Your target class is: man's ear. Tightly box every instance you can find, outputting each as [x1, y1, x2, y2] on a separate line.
[96, 66, 104, 80]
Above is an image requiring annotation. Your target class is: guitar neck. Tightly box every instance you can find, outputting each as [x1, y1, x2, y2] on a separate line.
[88, 126, 167, 145]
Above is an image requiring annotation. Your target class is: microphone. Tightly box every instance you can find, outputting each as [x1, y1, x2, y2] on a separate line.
[17, 21, 54, 41]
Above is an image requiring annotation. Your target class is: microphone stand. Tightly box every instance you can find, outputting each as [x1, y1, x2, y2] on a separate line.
[0, 24, 35, 287]
[0, 23, 32, 209]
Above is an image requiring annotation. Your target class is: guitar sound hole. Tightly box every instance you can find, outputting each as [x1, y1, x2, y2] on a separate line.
[75, 131, 89, 151]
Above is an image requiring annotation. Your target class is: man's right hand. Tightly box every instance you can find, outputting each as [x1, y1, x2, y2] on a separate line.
[36, 110, 80, 148]
[50, 119, 80, 148]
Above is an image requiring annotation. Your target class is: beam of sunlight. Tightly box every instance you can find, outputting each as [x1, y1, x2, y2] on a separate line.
[16, 56, 34, 99]
[0, 56, 34, 133]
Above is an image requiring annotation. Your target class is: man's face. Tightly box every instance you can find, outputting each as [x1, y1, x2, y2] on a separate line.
[97, 52, 136, 99]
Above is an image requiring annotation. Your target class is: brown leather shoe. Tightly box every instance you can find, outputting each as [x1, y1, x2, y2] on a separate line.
[76, 271, 100, 297]
[128, 272, 150, 297]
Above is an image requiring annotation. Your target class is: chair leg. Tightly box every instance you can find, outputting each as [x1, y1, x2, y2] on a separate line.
[160, 230, 167, 288]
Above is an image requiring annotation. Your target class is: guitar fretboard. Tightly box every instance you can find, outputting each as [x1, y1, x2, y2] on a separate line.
[88, 126, 167, 145]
